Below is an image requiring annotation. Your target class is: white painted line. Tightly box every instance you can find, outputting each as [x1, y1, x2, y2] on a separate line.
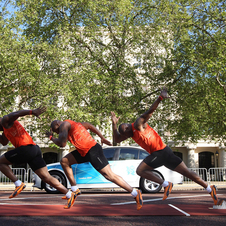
[168, 204, 190, 216]
[110, 194, 223, 206]
[0, 196, 57, 201]
[0, 203, 58, 205]
[0, 194, 104, 202]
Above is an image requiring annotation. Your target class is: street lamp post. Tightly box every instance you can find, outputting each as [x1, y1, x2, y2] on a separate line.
[215, 150, 219, 168]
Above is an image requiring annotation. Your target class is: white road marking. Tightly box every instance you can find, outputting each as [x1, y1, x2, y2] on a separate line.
[0, 196, 58, 201]
[0, 194, 106, 205]
[0, 203, 57, 205]
[168, 204, 190, 216]
[110, 194, 223, 205]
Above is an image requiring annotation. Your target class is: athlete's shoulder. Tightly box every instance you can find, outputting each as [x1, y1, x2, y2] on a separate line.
[64, 119, 78, 125]
[2, 119, 19, 129]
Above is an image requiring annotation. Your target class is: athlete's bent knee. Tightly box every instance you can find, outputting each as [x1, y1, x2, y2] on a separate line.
[60, 157, 69, 167]
[136, 167, 143, 176]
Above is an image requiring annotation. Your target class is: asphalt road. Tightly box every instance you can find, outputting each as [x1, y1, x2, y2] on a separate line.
[0, 189, 226, 226]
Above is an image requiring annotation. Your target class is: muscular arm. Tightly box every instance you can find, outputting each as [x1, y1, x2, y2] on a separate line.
[81, 122, 112, 146]
[134, 87, 169, 130]
[2, 106, 46, 129]
[50, 122, 70, 147]
[0, 133, 9, 146]
[111, 112, 129, 143]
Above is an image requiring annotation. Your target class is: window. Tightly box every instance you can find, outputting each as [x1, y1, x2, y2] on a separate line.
[103, 148, 116, 160]
[139, 150, 149, 159]
[43, 152, 58, 164]
[119, 148, 138, 160]
[199, 152, 214, 169]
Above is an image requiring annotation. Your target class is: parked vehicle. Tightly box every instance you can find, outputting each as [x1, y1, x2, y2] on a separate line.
[33, 146, 183, 193]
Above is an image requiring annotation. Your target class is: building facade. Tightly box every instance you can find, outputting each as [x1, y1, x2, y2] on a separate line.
[0, 137, 225, 170]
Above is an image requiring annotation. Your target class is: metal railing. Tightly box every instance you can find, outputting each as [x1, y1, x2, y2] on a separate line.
[0, 168, 34, 185]
[208, 167, 226, 187]
[183, 168, 208, 184]
[0, 167, 225, 187]
[183, 167, 226, 187]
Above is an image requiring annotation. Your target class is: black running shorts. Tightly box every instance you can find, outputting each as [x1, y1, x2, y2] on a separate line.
[4, 144, 46, 171]
[143, 146, 182, 170]
[70, 143, 109, 171]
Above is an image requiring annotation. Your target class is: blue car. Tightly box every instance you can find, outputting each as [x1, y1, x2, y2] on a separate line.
[33, 146, 183, 193]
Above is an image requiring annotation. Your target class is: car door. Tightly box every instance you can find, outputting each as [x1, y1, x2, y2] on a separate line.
[74, 147, 117, 186]
[107, 147, 141, 187]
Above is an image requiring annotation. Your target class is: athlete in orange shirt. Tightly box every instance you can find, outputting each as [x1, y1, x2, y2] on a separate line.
[0, 106, 73, 204]
[111, 87, 218, 205]
[46, 119, 143, 210]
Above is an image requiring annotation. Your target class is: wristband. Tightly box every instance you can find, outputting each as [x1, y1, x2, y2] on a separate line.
[159, 96, 163, 101]
[49, 135, 53, 140]
[29, 110, 32, 115]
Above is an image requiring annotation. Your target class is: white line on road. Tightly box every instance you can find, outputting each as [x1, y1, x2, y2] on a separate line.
[168, 204, 190, 216]
[0, 203, 58, 205]
[0, 194, 105, 201]
[110, 194, 223, 205]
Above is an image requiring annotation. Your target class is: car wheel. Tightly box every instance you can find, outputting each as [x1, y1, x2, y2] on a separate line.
[139, 170, 164, 193]
[43, 171, 67, 194]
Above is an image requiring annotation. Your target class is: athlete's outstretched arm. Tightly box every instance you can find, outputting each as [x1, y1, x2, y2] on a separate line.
[111, 112, 128, 143]
[2, 105, 46, 129]
[81, 122, 112, 146]
[135, 87, 169, 128]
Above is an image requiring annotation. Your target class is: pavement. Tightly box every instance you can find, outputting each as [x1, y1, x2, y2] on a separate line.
[0, 186, 225, 226]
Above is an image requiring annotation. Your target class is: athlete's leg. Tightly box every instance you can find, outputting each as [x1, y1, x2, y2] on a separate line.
[0, 155, 18, 182]
[0, 155, 26, 198]
[35, 166, 69, 194]
[136, 161, 164, 184]
[60, 153, 78, 187]
[90, 144, 143, 210]
[98, 164, 133, 192]
[173, 161, 218, 204]
[174, 161, 208, 188]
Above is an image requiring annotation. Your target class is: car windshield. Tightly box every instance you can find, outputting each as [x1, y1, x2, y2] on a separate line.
[103, 148, 117, 160]
[119, 148, 138, 160]
[139, 150, 149, 159]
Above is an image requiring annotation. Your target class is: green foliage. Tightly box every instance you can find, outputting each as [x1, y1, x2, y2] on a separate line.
[0, 0, 225, 146]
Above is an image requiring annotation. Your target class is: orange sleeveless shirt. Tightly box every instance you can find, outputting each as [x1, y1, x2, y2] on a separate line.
[131, 123, 166, 154]
[3, 121, 36, 148]
[65, 120, 97, 157]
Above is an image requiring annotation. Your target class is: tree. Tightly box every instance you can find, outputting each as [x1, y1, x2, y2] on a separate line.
[12, 0, 175, 144]
[2, 0, 226, 146]
[162, 0, 226, 145]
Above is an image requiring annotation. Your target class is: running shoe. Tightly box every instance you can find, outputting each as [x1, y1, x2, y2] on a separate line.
[9, 182, 26, 199]
[162, 182, 173, 200]
[64, 189, 81, 209]
[62, 188, 81, 200]
[210, 185, 218, 205]
[134, 189, 143, 210]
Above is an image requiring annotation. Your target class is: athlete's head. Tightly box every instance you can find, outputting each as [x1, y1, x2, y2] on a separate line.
[118, 123, 133, 137]
[50, 120, 62, 134]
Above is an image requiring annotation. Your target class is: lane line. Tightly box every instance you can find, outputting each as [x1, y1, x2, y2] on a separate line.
[0, 194, 105, 201]
[111, 194, 223, 205]
[0, 203, 58, 205]
[168, 204, 190, 216]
